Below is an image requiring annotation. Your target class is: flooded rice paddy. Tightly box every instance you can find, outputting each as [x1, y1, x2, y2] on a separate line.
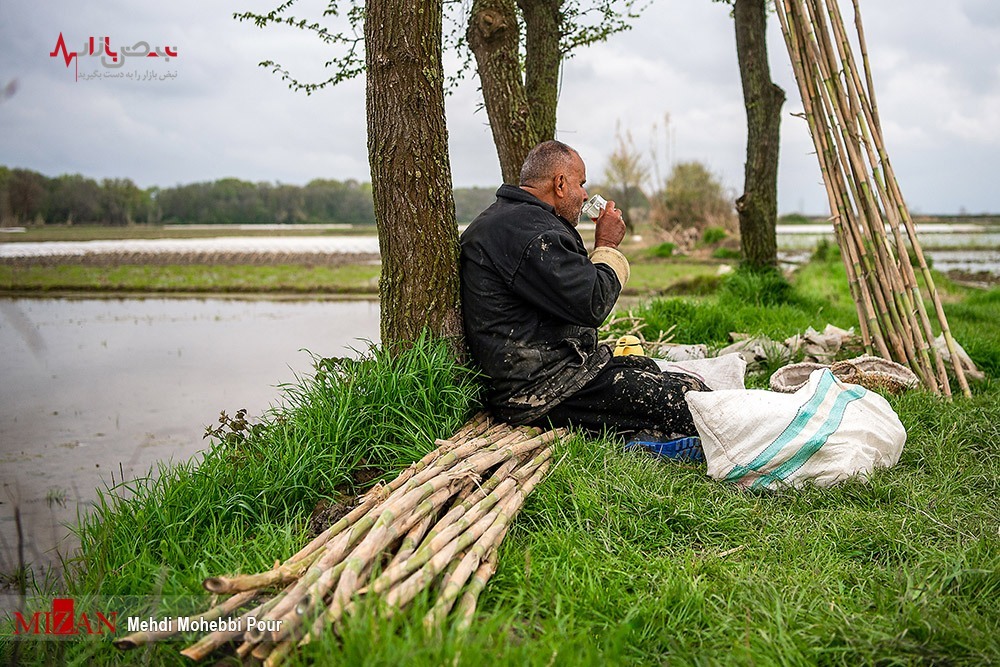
[0, 297, 380, 584]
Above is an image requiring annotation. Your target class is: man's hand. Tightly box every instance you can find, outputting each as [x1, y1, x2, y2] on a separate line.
[594, 199, 626, 249]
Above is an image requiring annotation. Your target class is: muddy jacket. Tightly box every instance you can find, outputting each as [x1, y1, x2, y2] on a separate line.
[459, 185, 630, 424]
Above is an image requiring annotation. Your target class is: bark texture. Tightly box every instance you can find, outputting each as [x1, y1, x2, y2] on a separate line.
[518, 0, 562, 141]
[468, 0, 563, 183]
[467, 0, 537, 184]
[734, 0, 785, 269]
[365, 0, 464, 350]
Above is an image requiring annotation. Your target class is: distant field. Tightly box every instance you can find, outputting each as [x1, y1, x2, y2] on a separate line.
[0, 260, 730, 297]
[0, 263, 382, 296]
[0, 224, 378, 242]
[2, 215, 998, 243]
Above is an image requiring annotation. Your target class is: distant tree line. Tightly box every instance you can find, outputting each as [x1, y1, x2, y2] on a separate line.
[0, 166, 499, 226]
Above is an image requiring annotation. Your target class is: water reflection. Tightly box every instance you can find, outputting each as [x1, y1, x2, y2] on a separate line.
[0, 297, 380, 583]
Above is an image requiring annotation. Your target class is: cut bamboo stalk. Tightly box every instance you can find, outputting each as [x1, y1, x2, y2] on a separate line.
[380, 505, 508, 611]
[802, 0, 933, 385]
[450, 459, 551, 633]
[296, 559, 376, 648]
[453, 547, 499, 634]
[203, 550, 321, 595]
[383, 457, 551, 612]
[821, 0, 948, 392]
[777, 1, 881, 355]
[776, 0, 968, 395]
[150, 419, 561, 664]
[369, 449, 551, 596]
[840, 0, 969, 396]
[796, 0, 909, 349]
[386, 512, 435, 571]
[779, 3, 893, 358]
[265, 483, 456, 645]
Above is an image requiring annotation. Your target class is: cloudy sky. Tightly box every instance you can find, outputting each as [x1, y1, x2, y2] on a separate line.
[2, 0, 998, 215]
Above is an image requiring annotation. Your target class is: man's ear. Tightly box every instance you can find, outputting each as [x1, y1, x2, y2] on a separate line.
[553, 173, 566, 198]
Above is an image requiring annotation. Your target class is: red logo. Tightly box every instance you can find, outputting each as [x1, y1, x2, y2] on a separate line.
[12, 598, 117, 636]
[49, 32, 179, 82]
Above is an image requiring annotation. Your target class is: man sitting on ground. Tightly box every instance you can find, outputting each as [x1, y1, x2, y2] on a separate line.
[459, 140, 708, 445]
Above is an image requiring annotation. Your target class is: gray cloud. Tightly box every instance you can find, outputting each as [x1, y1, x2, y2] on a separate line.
[1, 0, 997, 214]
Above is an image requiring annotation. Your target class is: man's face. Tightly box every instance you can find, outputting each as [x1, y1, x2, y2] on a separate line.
[553, 154, 588, 225]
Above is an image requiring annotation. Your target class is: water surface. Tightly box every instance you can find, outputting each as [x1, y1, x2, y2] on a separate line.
[0, 297, 380, 583]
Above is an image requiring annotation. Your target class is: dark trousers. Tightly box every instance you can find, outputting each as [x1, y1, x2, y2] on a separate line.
[530, 355, 709, 439]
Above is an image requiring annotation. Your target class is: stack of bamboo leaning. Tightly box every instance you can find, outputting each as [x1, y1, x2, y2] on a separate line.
[116, 413, 564, 665]
[775, 0, 971, 397]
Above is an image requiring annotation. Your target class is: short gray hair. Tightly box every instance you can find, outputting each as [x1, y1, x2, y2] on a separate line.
[519, 140, 578, 186]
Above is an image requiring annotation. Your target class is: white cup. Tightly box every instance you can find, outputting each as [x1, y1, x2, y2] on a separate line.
[581, 194, 607, 220]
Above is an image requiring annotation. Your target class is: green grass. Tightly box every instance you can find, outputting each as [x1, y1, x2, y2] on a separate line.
[1, 261, 728, 297]
[0, 264, 381, 294]
[624, 261, 725, 296]
[646, 242, 677, 258]
[6, 259, 999, 665]
[701, 226, 728, 245]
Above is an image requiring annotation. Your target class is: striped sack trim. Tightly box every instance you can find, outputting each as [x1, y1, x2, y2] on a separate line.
[722, 369, 868, 489]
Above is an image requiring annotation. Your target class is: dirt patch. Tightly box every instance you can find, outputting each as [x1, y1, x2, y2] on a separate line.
[945, 269, 1000, 288]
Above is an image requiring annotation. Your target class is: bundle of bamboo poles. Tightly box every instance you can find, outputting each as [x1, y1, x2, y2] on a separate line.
[115, 413, 564, 665]
[775, 0, 971, 397]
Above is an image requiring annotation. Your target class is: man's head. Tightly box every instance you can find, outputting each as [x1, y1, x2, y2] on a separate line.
[519, 140, 588, 225]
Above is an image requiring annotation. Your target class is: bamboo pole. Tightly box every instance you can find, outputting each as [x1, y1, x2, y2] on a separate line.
[780, 1, 886, 356]
[820, 0, 950, 394]
[776, 0, 972, 396]
[800, 0, 931, 385]
[179, 592, 285, 661]
[137, 418, 563, 664]
[777, 0, 883, 356]
[383, 456, 551, 613]
[843, 0, 971, 396]
[453, 545, 501, 634]
[369, 448, 551, 596]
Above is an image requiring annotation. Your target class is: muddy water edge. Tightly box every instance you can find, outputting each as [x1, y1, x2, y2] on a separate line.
[0, 297, 380, 587]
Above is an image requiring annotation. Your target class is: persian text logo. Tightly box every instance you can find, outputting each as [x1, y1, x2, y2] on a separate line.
[12, 598, 117, 637]
[49, 32, 179, 82]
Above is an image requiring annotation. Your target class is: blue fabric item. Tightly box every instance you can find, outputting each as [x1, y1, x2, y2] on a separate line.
[625, 436, 705, 462]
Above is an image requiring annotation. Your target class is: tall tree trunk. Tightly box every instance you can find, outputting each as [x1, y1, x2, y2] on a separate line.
[365, 0, 464, 351]
[733, 0, 785, 269]
[518, 0, 562, 142]
[468, 0, 536, 184]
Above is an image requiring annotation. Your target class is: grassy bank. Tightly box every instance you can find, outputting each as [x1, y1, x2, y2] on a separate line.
[0, 260, 729, 297]
[0, 264, 382, 295]
[5, 257, 999, 665]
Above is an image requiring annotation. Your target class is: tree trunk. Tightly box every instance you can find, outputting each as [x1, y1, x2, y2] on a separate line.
[733, 0, 785, 270]
[518, 0, 562, 142]
[467, 0, 536, 184]
[365, 0, 464, 351]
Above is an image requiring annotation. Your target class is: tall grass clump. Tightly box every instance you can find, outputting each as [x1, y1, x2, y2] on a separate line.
[634, 261, 855, 346]
[65, 334, 480, 599]
[719, 265, 793, 307]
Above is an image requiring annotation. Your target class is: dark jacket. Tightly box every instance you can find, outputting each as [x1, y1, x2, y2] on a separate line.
[459, 185, 624, 424]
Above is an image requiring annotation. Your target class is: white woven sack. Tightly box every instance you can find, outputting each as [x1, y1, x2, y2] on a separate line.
[654, 353, 748, 390]
[685, 369, 906, 490]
